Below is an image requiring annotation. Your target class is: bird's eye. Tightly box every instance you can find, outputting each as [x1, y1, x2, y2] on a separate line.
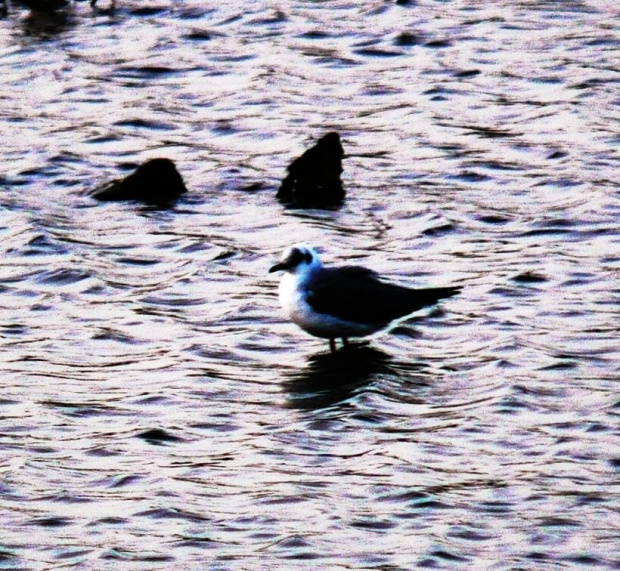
[288, 248, 305, 267]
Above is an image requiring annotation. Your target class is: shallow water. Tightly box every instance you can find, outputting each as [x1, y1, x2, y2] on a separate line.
[0, 0, 619, 567]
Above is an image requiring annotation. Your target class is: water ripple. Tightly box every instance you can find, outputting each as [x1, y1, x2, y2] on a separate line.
[0, 0, 618, 567]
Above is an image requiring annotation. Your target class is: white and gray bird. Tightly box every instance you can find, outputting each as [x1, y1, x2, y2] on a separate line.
[269, 244, 460, 352]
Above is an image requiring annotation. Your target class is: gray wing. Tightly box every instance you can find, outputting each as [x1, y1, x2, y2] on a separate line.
[306, 266, 460, 325]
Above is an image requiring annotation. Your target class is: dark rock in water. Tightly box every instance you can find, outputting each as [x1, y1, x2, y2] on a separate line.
[547, 150, 568, 160]
[395, 32, 421, 46]
[136, 428, 182, 445]
[277, 131, 345, 208]
[511, 271, 547, 284]
[12, 0, 100, 10]
[91, 158, 187, 205]
[13, 0, 70, 9]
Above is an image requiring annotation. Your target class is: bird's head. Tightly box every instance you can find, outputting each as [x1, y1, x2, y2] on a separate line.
[269, 244, 321, 274]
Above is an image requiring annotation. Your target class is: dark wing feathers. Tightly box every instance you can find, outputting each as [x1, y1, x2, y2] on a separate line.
[306, 266, 460, 325]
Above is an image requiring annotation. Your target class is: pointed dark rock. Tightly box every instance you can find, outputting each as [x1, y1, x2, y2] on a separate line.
[91, 158, 187, 205]
[277, 132, 345, 208]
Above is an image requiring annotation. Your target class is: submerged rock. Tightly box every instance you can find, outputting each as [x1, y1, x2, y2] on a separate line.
[277, 131, 345, 208]
[91, 158, 187, 205]
[136, 428, 183, 445]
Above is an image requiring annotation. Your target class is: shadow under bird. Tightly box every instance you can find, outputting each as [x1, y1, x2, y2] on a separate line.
[270, 244, 461, 352]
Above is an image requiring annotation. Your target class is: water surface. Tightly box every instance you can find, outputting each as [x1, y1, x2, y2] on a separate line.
[0, 0, 618, 567]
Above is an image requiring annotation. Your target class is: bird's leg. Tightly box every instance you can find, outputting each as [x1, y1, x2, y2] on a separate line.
[329, 338, 337, 353]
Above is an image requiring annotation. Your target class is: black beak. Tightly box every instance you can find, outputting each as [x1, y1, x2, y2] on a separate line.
[269, 263, 285, 273]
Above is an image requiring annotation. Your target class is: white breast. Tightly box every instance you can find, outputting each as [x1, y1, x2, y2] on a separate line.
[278, 272, 305, 321]
[277, 271, 375, 339]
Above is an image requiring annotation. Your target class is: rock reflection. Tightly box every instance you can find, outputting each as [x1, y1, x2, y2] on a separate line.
[9, 0, 112, 38]
[18, 7, 76, 38]
[282, 345, 392, 411]
[15, 0, 71, 10]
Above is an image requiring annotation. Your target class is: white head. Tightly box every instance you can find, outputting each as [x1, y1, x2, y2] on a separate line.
[269, 244, 322, 275]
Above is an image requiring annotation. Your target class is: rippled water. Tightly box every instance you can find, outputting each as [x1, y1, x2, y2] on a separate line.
[1, 0, 619, 567]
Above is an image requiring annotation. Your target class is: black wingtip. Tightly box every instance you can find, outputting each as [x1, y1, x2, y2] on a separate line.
[430, 286, 462, 304]
[439, 286, 462, 299]
[411, 285, 461, 312]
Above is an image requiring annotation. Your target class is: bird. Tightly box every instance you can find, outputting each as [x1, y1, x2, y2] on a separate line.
[269, 244, 460, 352]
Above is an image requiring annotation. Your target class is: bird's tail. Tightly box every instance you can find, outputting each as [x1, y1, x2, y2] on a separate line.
[397, 285, 461, 317]
[419, 286, 461, 303]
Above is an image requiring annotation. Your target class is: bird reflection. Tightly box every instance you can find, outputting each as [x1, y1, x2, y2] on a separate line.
[282, 345, 392, 411]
